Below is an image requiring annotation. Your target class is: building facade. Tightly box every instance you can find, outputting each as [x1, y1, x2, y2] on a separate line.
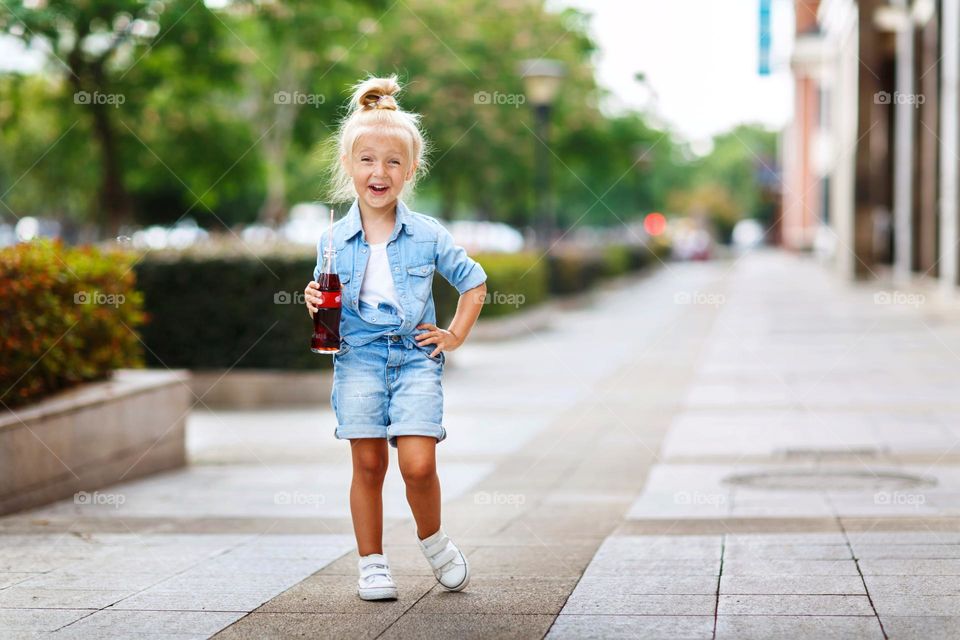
[782, 0, 960, 292]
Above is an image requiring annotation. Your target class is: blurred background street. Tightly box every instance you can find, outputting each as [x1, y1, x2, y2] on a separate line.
[3, 0, 960, 638]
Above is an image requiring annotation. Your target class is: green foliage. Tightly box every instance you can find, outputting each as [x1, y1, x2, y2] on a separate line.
[0, 2, 774, 245]
[0, 239, 146, 407]
[433, 252, 549, 325]
[670, 123, 779, 239]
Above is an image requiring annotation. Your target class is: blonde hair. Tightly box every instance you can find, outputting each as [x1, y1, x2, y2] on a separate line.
[327, 75, 429, 203]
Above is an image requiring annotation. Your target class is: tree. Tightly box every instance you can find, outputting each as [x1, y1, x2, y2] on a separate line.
[1, 0, 229, 235]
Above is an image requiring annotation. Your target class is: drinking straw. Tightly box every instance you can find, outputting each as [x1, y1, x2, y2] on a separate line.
[328, 207, 334, 253]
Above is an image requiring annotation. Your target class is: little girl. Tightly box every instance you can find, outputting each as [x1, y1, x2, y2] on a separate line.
[304, 75, 487, 600]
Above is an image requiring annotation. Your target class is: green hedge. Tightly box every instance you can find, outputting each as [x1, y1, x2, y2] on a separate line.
[135, 253, 324, 371]
[0, 240, 146, 408]
[134, 241, 665, 370]
[433, 252, 549, 326]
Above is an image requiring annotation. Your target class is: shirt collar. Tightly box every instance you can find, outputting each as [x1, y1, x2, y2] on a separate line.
[342, 198, 415, 243]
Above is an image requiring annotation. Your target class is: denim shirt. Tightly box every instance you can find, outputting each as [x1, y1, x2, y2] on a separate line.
[314, 199, 487, 349]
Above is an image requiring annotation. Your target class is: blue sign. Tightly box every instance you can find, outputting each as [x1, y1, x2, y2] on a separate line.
[759, 0, 772, 75]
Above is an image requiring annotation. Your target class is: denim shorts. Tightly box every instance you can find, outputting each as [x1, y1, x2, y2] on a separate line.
[331, 333, 446, 448]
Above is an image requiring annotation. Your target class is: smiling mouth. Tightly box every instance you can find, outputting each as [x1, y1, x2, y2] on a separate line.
[368, 185, 389, 195]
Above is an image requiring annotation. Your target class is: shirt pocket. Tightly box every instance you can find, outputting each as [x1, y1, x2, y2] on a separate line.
[406, 263, 436, 301]
[336, 269, 353, 308]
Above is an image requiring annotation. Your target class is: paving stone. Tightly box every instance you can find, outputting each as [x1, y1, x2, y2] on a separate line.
[582, 557, 720, 576]
[864, 575, 960, 595]
[720, 575, 866, 594]
[464, 543, 596, 577]
[214, 612, 389, 640]
[723, 544, 853, 560]
[847, 532, 960, 544]
[0, 608, 93, 632]
[853, 544, 960, 559]
[407, 576, 578, 615]
[872, 595, 960, 616]
[879, 616, 960, 640]
[0, 573, 38, 589]
[54, 610, 245, 637]
[723, 532, 848, 546]
[859, 559, 960, 575]
[715, 615, 884, 639]
[721, 558, 861, 576]
[546, 614, 715, 640]
[718, 594, 874, 615]
[0, 587, 128, 609]
[381, 613, 555, 640]
[562, 592, 716, 615]
[571, 575, 718, 596]
[108, 588, 283, 612]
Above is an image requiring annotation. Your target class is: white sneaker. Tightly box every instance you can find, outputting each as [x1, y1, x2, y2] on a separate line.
[417, 527, 470, 591]
[357, 553, 398, 601]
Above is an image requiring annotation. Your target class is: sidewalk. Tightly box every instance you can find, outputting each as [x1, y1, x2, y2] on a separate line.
[2, 251, 959, 638]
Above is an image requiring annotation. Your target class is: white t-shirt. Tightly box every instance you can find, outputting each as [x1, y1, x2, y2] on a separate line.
[359, 241, 404, 315]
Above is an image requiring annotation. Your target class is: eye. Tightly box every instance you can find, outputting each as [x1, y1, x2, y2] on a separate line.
[389, 159, 401, 166]
[360, 156, 373, 163]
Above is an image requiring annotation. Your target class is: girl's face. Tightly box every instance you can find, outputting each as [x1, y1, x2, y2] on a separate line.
[344, 133, 416, 212]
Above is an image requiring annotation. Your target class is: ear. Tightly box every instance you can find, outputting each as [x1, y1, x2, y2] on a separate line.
[405, 160, 418, 182]
[340, 153, 351, 171]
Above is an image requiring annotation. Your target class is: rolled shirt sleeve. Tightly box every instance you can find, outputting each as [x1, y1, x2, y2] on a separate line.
[434, 223, 487, 295]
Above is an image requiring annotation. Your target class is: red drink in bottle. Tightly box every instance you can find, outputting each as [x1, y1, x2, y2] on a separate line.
[311, 247, 342, 354]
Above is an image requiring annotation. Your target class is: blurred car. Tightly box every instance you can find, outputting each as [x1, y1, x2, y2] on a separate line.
[732, 218, 765, 251]
[446, 220, 524, 253]
[282, 202, 329, 245]
[132, 218, 209, 250]
[671, 221, 713, 261]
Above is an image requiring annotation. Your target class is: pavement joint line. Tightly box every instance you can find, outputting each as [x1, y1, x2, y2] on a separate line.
[712, 535, 726, 639]
[841, 520, 890, 640]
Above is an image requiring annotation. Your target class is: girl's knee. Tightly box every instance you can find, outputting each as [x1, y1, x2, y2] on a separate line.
[399, 458, 436, 485]
[353, 450, 388, 482]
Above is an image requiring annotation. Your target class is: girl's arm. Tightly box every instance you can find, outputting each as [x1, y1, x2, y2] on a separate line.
[447, 281, 487, 346]
[416, 281, 487, 355]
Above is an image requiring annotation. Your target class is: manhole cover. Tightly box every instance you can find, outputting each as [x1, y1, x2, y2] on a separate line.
[722, 469, 937, 492]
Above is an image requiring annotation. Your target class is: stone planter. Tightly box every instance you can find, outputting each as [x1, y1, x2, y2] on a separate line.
[189, 369, 333, 409]
[0, 369, 191, 516]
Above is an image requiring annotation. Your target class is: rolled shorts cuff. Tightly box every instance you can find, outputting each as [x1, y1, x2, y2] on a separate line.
[334, 424, 389, 442]
[387, 422, 447, 448]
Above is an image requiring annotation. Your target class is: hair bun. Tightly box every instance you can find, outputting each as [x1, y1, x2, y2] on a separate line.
[361, 93, 398, 111]
[353, 76, 401, 112]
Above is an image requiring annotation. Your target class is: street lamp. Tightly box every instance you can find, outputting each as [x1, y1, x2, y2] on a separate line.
[519, 58, 565, 246]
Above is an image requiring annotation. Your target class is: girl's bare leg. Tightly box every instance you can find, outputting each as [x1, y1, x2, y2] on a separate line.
[349, 438, 389, 555]
[396, 435, 441, 539]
